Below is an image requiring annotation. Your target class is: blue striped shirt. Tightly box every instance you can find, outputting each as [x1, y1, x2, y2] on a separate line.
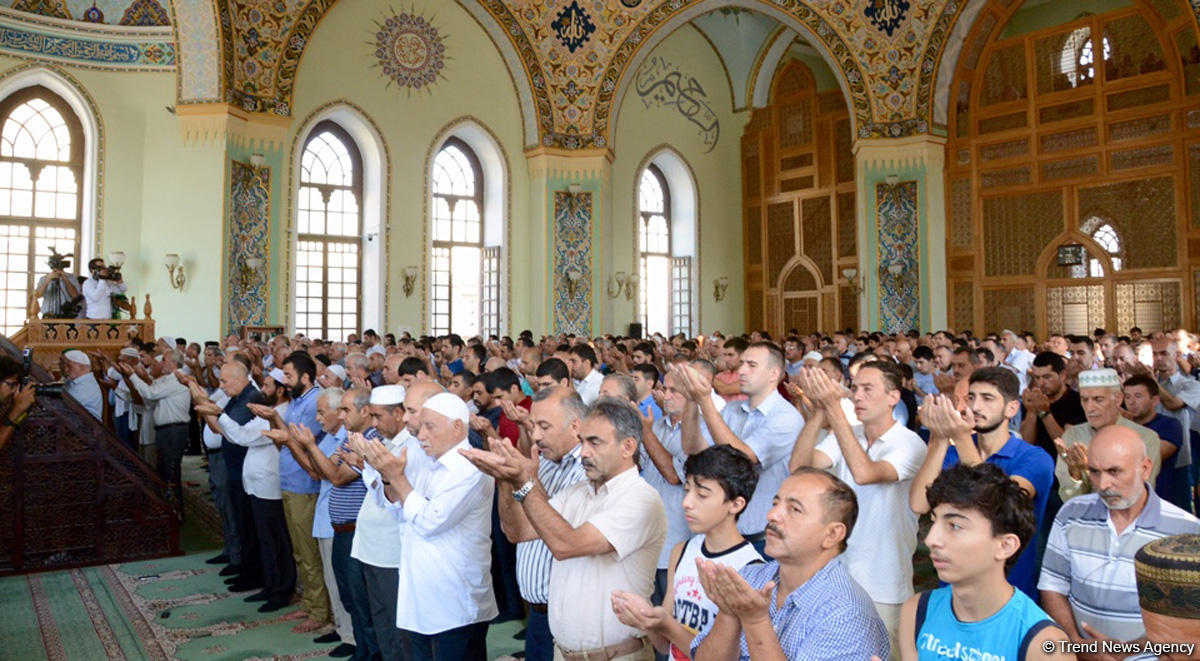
[1038, 485, 1200, 641]
[691, 558, 890, 660]
[328, 427, 374, 524]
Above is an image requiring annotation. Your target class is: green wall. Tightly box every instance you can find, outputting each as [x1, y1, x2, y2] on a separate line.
[611, 24, 745, 335]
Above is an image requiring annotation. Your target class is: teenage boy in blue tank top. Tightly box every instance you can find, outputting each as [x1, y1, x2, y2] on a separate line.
[888, 463, 1074, 661]
[610, 445, 763, 659]
[910, 367, 1054, 600]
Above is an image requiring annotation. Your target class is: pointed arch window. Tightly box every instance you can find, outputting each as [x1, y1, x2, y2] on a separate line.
[296, 121, 362, 341]
[639, 165, 674, 337]
[431, 137, 495, 337]
[1072, 215, 1123, 278]
[0, 86, 83, 335]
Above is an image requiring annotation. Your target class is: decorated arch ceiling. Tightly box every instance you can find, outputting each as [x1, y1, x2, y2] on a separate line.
[9, 0, 1195, 149]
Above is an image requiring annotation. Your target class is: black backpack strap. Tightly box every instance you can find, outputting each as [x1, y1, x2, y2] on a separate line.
[1018, 620, 1057, 661]
[913, 591, 932, 648]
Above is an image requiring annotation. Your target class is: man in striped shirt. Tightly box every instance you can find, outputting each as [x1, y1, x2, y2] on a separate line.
[1039, 425, 1200, 648]
[492, 386, 588, 661]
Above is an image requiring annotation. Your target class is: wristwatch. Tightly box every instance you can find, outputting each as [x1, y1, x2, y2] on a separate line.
[512, 478, 536, 503]
[1037, 410, 1049, 419]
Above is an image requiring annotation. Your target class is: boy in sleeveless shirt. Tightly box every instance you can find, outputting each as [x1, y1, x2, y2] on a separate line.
[611, 445, 762, 659]
[892, 463, 1073, 661]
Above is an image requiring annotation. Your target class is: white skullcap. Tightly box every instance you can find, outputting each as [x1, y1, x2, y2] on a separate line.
[63, 349, 90, 366]
[268, 367, 286, 384]
[325, 364, 348, 381]
[422, 392, 470, 425]
[160, 336, 176, 347]
[803, 351, 823, 363]
[119, 347, 140, 358]
[1079, 368, 1121, 389]
[366, 345, 386, 357]
[369, 384, 406, 405]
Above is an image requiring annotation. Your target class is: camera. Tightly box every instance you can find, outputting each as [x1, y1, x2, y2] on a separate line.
[20, 347, 64, 397]
[46, 247, 72, 271]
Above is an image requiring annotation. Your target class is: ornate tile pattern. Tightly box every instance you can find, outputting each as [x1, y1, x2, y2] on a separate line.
[876, 180, 919, 333]
[173, 0, 222, 102]
[11, 0, 71, 20]
[553, 190, 591, 336]
[226, 160, 270, 334]
[118, 0, 167, 26]
[0, 21, 175, 68]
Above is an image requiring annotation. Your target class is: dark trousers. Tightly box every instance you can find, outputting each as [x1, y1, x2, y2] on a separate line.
[650, 569, 669, 661]
[401, 622, 487, 661]
[114, 412, 136, 452]
[156, 424, 188, 516]
[525, 608, 554, 661]
[333, 530, 379, 661]
[249, 495, 295, 603]
[229, 479, 261, 582]
[490, 490, 522, 617]
[363, 562, 405, 661]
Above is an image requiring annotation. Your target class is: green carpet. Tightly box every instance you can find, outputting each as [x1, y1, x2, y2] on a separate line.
[0, 552, 526, 660]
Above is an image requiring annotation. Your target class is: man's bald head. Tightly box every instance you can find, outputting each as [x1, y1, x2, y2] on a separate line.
[403, 380, 445, 434]
[219, 360, 250, 397]
[1088, 425, 1151, 511]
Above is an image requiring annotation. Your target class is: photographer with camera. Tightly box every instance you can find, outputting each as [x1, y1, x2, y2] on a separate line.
[0, 355, 37, 451]
[33, 249, 81, 319]
[82, 257, 127, 320]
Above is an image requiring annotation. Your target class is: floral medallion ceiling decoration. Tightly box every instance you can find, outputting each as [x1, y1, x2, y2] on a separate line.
[372, 7, 446, 93]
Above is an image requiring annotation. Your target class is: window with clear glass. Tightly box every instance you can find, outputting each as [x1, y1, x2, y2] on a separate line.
[639, 165, 672, 337]
[296, 121, 362, 341]
[1071, 216, 1124, 279]
[431, 138, 493, 337]
[0, 86, 83, 335]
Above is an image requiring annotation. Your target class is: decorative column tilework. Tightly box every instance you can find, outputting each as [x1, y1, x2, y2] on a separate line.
[553, 190, 591, 336]
[876, 180, 919, 333]
[226, 160, 269, 335]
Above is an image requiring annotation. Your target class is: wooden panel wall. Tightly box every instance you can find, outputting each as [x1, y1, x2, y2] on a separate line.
[946, 2, 1200, 337]
[742, 60, 857, 336]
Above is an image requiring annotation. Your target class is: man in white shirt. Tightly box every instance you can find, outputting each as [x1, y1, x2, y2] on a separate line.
[1002, 329, 1035, 393]
[107, 347, 141, 449]
[62, 349, 102, 420]
[118, 349, 192, 516]
[358, 392, 496, 660]
[349, 381, 438, 661]
[194, 362, 293, 612]
[463, 397, 667, 661]
[567, 344, 603, 406]
[1151, 337, 1200, 507]
[789, 360, 928, 657]
[81, 257, 126, 320]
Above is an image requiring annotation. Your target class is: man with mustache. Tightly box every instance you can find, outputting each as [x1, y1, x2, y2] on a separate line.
[486, 385, 588, 661]
[462, 397, 666, 661]
[1040, 426, 1200, 658]
[689, 468, 889, 660]
[1055, 369, 1162, 503]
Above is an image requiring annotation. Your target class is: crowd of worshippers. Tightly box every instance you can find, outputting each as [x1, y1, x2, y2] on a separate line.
[20, 325, 1200, 661]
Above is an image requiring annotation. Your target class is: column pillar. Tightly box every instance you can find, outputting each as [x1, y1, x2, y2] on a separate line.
[525, 147, 612, 336]
[853, 135, 947, 333]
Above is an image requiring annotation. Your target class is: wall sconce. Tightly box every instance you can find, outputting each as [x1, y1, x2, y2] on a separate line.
[250, 153, 266, 169]
[107, 251, 125, 269]
[566, 268, 583, 297]
[885, 173, 899, 186]
[713, 276, 729, 302]
[625, 273, 640, 300]
[402, 265, 419, 297]
[842, 267, 862, 296]
[164, 253, 186, 291]
[608, 271, 626, 299]
[237, 255, 264, 290]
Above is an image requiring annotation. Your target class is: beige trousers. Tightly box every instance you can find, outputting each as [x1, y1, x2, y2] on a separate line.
[282, 491, 330, 623]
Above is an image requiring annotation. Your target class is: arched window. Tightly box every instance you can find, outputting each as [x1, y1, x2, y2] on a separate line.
[430, 137, 488, 337]
[296, 121, 362, 341]
[1074, 215, 1123, 278]
[0, 86, 83, 335]
[639, 165, 673, 337]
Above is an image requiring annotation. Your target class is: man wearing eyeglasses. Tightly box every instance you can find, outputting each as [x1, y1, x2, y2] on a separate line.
[0, 355, 37, 451]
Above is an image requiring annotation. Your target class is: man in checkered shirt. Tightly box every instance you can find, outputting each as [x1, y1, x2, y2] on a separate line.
[690, 469, 889, 661]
